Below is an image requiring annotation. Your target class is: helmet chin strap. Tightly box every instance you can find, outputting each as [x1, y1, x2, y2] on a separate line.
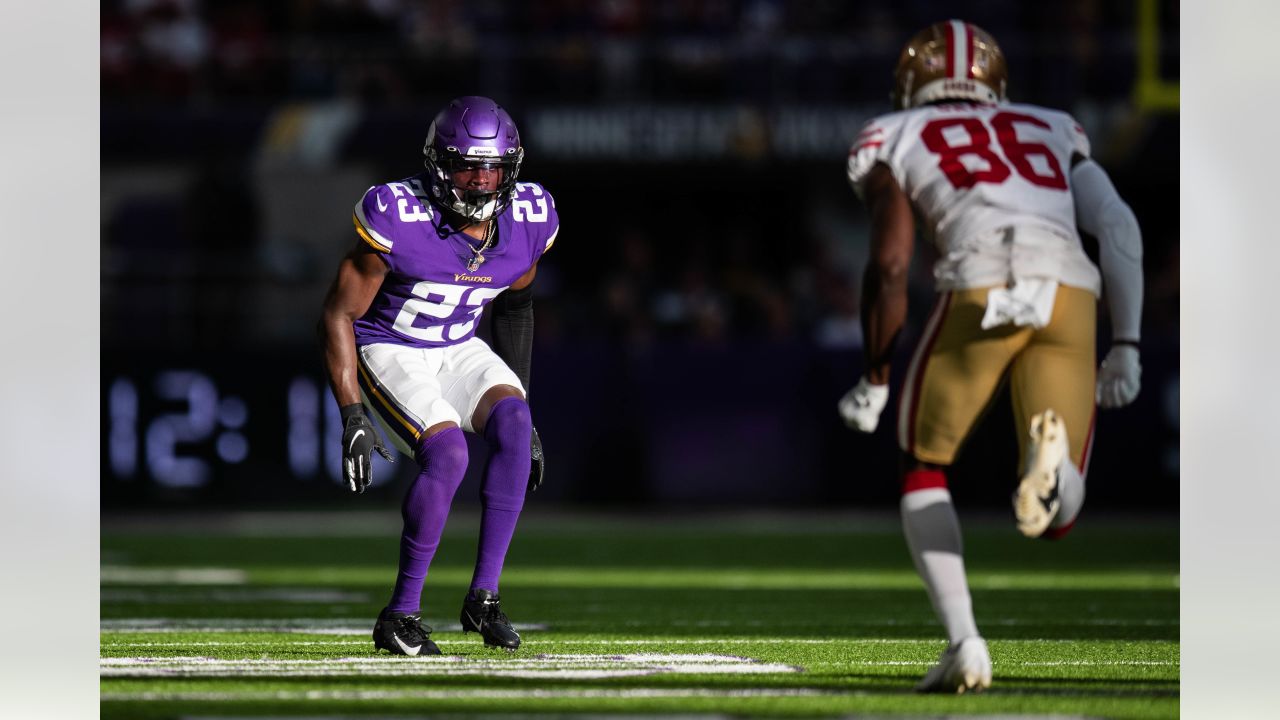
[434, 190, 498, 240]
[450, 188, 499, 222]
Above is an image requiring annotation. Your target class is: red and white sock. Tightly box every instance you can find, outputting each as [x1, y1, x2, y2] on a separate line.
[900, 470, 980, 644]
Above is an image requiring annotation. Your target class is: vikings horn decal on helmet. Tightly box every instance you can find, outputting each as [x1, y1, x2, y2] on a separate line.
[422, 96, 525, 222]
[892, 20, 1008, 110]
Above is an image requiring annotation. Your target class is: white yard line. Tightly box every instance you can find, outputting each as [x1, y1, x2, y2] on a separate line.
[102, 636, 1177, 648]
[99, 651, 1176, 684]
[104, 688, 836, 702]
[101, 653, 803, 679]
[101, 617, 1174, 633]
[101, 567, 248, 585]
[100, 638, 950, 649]
[99, 654, 1177, 674]
[101, 589, 369, 604]
[100, 619, 548, 634]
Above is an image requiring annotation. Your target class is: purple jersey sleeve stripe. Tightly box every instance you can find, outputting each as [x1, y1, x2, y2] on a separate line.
[356, 358, 424, 446]
[352, 213, 392, 253]
[543, 226, 559, 252]
[353, 200, 393, 251]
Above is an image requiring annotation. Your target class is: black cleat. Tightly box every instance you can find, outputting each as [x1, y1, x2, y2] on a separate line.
[459, 589, 521, 651]
[373, 608, 441, 656]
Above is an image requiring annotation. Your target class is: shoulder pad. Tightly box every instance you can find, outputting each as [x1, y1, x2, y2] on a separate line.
[511, 182, 559, 253]
[1062, 113, 1091, 160]
[847, 113, 904, 198]
[353, 184, 397, 253]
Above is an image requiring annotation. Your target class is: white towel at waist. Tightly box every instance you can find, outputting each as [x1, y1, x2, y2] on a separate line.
[980, 278, 1059, 330]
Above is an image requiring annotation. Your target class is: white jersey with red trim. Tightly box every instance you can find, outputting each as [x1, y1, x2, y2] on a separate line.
[847, 102, 1101, 295]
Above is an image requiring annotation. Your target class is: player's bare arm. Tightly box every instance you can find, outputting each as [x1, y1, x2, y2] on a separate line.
[511, 262, 537, 291]
[837, 162, 915, 433]
[319, 242, 394, 493]
[319, 242, 389, 407]
[860, 163, 916, 385]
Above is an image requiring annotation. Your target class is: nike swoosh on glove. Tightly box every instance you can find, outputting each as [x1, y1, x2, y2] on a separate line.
[528, 425, 544, 493]
[1096, 345, 1141, 409]
[838, 377, 890, 433]
[342, 412, 394, 493]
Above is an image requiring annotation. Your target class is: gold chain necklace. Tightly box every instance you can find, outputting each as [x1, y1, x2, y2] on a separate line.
[465, 221, 496, 273]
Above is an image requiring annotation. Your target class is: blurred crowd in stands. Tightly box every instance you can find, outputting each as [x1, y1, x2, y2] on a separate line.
[103, 0, 1149, 107]
[101, 0, 1178, 358]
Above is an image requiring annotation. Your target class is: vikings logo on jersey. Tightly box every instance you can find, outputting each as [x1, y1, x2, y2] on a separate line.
[351, 176, 558, 349]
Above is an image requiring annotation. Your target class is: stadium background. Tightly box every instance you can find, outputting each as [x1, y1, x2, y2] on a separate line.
[100, 0, 1179, 514]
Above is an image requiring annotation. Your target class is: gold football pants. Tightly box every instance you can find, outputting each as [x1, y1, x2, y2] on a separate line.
[897, 285, 1097, 472]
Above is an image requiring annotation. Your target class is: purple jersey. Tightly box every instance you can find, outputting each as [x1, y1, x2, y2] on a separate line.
[351, 174, 558, 348]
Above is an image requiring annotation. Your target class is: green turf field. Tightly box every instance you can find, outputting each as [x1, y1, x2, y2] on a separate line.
[101, 511, 1178, 718]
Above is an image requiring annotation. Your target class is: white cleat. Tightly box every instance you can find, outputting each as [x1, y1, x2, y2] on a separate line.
[1014, 409, 1068, 538]
[916, 636, 992, 694]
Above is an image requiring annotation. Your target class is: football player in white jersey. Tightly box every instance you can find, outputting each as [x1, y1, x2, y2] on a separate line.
[838, 20, 1144, 693]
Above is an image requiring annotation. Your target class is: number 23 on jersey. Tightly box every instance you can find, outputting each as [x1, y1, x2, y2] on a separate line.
[392, 283, 505, 343]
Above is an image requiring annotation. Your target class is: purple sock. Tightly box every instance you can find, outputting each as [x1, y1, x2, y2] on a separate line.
[386, 427, 469, 614]
[471, 397, 532, 593]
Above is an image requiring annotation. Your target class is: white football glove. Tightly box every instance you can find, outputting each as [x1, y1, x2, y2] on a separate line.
[1096, 344, 1141, 409]
[838, 377, 890, 433]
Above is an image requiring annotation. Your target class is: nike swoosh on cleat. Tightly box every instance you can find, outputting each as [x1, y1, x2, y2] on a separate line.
[348, 429, 365, 453]
[1038, 470, 1062, 511]
[391, 632, 421, 656]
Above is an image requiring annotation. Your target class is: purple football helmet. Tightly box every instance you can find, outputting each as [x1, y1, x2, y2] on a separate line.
[422, 96, 524, 222]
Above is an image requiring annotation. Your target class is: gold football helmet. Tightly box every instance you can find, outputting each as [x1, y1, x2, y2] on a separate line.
[892, 20, 1008, 110]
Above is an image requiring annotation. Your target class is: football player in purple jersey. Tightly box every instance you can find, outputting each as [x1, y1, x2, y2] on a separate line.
[319, 96, 558, 655]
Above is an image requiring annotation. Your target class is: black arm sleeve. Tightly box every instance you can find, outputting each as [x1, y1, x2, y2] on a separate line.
[489, 284, 535, 395]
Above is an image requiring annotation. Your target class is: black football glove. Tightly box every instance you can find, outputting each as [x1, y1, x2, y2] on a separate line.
[340, 404, 394, 494]
[528, 425, 544, 492]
